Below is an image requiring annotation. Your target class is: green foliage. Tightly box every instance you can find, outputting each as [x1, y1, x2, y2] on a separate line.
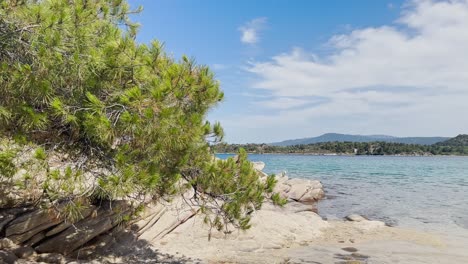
[271, 192, 287, 207]
[60, 198, 89, 222]
[34, 147, 47, 160]
[265, 174, 277, 193]
[0, 0, 271, 231]
[0, 0, 221, 197]
[43, 166, 86, 202]
[188, 148, 273, 233]
[0, 149, 17, 179]
[214, 139, 468, 156]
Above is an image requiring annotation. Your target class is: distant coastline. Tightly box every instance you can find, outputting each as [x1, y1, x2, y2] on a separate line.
[214, 134, 468, 157]
[216, 152, 468, 157]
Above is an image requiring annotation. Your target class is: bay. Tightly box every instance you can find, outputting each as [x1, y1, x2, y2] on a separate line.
[217, 154, 468, 234]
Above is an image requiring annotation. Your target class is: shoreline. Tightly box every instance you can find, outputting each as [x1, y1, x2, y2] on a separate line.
[152, 200, 468, 264]
[151, 169, 468, 263]
[2, 158, 467, 263]
[216, 152, 468, 157]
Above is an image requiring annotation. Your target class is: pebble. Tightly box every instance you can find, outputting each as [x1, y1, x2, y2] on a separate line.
[341, 247, 359, 252]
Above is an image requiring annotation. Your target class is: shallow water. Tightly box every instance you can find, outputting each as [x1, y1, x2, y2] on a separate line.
[217, 154, 468, 234]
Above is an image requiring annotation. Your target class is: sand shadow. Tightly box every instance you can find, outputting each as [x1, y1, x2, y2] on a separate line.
[69, 225, 201, 264]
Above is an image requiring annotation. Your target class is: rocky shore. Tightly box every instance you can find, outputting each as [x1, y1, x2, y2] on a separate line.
[0, 160, 325, 263]
[2, 161, 468, 263]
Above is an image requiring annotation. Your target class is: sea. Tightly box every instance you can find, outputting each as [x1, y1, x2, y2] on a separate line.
[216, 154, 468, 236]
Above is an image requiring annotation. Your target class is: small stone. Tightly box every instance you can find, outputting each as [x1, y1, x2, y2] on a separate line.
[0, 238, 17, 250]
[342, 247, 358, 252]
[0, 250, 18, 264]
[35, 253, 66, 264]
[345, 214, 367, 222]
[349, 239, 355, 243]
[13, 246, 35, 258]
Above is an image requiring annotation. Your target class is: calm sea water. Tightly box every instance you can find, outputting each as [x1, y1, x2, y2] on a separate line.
[217, 154, 468, 233]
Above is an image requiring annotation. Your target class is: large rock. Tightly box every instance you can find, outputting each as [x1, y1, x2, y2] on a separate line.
[5, 209, 63, 243]
[35, 202, 129, 255]
[154, 200, 330, 263]
[45, 222, 73, 237]
[276, 178, 324, 204]
[252, 161, 265, 171]
[299, 188, 325, 203]
[0, 207, 32, 233]
[137, 197, 197, 242]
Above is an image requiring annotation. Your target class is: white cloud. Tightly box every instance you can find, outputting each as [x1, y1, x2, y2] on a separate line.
[221, 0, 468, 143]
[239, 17, 267, 44]
[258, 97, 311, 110]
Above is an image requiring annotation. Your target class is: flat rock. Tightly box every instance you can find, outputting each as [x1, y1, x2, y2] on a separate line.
[0, 214, 15, 233]
[0, 207, 32, 232]
[138, 197, 197, 242]
[35, 202, 129, 255]
[24, 231, 46, 247]
[346, 214, 367, 222]
[283, 201, 318, 214]
[5, 209, 63, 243]
[152, 198, 330, 263]
[45, 221, 73, 237]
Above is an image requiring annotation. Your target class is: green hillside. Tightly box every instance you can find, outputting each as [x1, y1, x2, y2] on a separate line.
[271, 133, 449, 146]
[436, 134, 468, 146]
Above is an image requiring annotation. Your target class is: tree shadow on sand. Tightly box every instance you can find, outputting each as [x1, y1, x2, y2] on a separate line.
[70, 225, 202, 264]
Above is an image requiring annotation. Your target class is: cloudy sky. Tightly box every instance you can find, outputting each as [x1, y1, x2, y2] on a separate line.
[131, 0, 468, 143]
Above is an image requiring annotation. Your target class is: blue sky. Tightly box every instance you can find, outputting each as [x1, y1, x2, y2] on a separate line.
[130, 0, 468, 143]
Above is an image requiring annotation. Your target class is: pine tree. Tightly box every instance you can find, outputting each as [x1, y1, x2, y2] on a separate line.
[0, 0, 277, 230]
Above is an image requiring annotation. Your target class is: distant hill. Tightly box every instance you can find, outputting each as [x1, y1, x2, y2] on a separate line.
[270, 133, 450, 146]
[435, 134, 468, 146]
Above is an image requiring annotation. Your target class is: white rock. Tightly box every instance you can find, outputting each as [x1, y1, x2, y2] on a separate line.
[0, 238, 17, 250]
[282, 178, 324, 203]
[252, 161, 265, 171]
[345, 214, 367, 222]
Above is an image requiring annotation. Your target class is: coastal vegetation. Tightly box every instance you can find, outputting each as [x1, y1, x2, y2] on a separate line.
[213, 135, 468, 156]
[0, 0, 277, 233]
[271, 133, 449, 146]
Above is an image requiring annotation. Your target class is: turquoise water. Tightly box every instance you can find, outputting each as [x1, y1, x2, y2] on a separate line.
[217, 154, 468, 232]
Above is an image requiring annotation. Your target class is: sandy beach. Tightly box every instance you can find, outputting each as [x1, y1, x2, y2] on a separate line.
[148, 200, 468, 264]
